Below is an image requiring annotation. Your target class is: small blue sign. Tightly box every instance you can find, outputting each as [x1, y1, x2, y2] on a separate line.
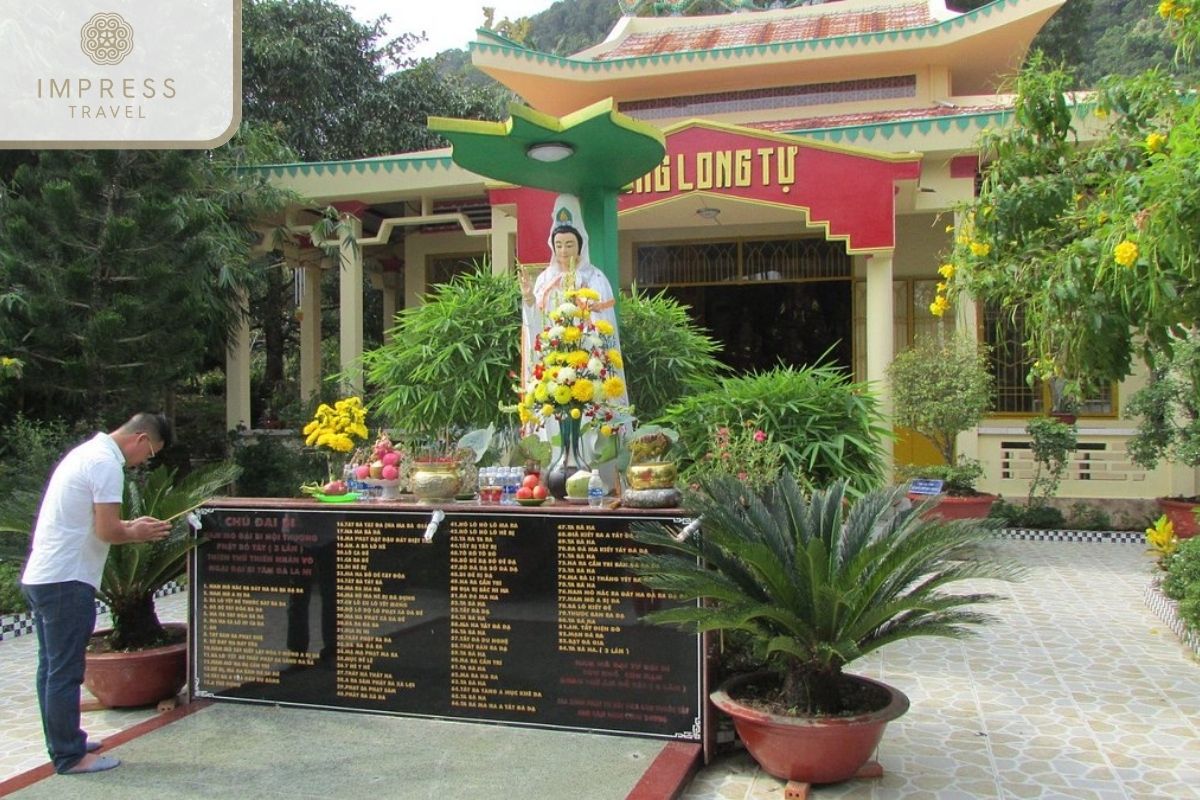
[908, 478, 945, 496]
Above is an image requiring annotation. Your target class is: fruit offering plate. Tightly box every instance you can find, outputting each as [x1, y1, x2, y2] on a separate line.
[311, 491, 361, 504]
[516, 497, 547, 507]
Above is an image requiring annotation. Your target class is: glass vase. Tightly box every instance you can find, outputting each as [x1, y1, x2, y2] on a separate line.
[546, 415, 589, 500]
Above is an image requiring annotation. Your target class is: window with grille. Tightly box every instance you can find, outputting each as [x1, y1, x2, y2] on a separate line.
[427, 254, 483, 293]
[635, 238, 848, 287]
[981, 304, 1114, 415]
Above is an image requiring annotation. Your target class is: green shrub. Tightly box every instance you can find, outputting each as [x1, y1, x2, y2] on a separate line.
[0, 561, 26, 615]
[655, 363, 888, 496]
[1163, 536, 1200, 634]
[0, 416, 80, 553]
[364, 266, 521, 435]
[1066, 502, 1113, 531]
[988, 497, 1067, 529]
[618, 287, 726, 422]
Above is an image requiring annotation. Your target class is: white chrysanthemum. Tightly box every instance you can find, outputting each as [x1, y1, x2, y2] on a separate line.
[583, 334, 603, 350]
[556, 302, 576, 318]
[548, 325, 565, 341]
[558, 367, 577, 383]
[587, 357, 603, 374]
[545, 381, 561, 397]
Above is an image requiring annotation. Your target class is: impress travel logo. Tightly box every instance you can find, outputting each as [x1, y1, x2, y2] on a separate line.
[1, 1, 241, 148]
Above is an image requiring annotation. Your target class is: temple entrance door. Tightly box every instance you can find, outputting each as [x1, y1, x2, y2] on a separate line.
[659, 280, 852, 374]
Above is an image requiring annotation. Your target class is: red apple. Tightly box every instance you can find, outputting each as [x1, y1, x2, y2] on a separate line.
[516, 486, 534, 500]
[531, 485, 548, 500]
[521, 474, 540, 490]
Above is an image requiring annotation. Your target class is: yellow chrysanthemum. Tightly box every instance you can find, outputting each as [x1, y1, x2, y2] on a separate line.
[305, 431, 320, 447]
[571, 379, 595, 403]
[1146, 132, 1167, 153]
[518, 406, 532, 424]
[571, 408, 582, 419]
[569, 351, 590, 369]
[542, 404, 555, 417]
[576, 288, 600, 301]
[534, 384, 548, 402]
[929, 295, 951, 317]
[1159, 0, 1177, 17]
[938, 263, 955, 280]
[603, 376, 625, 399]
[607, 349, 624, 369]
[303, 421, 319, 435]
[595, 319, 614, 336]
[563, 326, 582, 343]
[1113, 239, 1139, 268]
[600, 424, 613, 436]
[969, 241, 991, 258]
[554, 386, 572, 404]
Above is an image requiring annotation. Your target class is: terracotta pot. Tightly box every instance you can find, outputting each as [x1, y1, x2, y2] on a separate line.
[84, 623, 187, 708]
[908, 492, 996, 520]
[1157, 498, 1199, 539]
[711, 672, 909, 784]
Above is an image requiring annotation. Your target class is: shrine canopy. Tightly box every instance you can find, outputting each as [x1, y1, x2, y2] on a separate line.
[428, 99, 666, 282]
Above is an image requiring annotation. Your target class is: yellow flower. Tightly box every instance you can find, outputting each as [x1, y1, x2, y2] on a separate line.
[576, 288, 600, 301]
[534, 384, 548, 402]
[1113, 239, 1139, 268]
[938, 263, 955, 280]
[554, 385, 572, 404]
[600, 424, 613, 436]
[518, 405, 532, 424]
[969, 241, 991, 258]
[1159, 0, 1176, 17]
[607, 349, 624, 369]
[603, 376, 625, 399]
[569, 351, 590, 369]
[595, 319, 614, 336]
[1146, 131, 1167, 153]
[936, 282, 947, 293]
[944, 225, 954, 233]
[570, 408, 582, 420]
[563, 326, 582, 343]
[541, 403, 555, 417]
[929, 295, 951, 317]
[571, 379, 595, 403]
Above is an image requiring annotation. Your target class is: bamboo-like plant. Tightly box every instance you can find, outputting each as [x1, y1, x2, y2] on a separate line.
[632, 474, 1019, 715]
[101, 462, 240, 651]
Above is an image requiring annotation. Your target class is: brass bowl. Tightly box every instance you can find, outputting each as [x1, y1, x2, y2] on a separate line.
[411, 462, 460, 502]
[626, 461, 678, 491]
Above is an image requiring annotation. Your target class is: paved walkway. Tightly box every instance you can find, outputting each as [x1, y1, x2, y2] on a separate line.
[2, 540, 1198, 799]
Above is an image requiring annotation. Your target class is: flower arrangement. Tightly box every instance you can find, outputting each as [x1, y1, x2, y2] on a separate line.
[302, 396, 369, 453]
[515, 287, 627, 433]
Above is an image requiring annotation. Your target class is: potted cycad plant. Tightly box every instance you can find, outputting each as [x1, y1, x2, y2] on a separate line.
[632, 473, 1017, 785]
[85, 461, 240, 707]
[888, 332, 996, 518]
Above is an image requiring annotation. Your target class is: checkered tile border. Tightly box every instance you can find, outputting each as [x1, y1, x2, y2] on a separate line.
[996, 528, 1146, 545]
[1143, 579, 1200, 660]
[0, 580, 185, 643]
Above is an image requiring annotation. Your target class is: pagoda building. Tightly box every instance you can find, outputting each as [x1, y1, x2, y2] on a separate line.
[242, 0, 1191, 507]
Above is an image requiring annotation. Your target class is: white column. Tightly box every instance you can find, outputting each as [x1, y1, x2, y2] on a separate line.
[381, 272, 399, 344]
[952, 210, 980, 465]
[299, 259, 324, 403]
[866, 251, 895, 472]
[338, 213, 364, 396]
[225, 288, 252, 432]
[490, 206, 517, 276]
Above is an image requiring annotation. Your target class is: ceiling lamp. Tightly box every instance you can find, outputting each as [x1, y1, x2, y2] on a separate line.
[526, 142, 575, 163]
[696, 206, 721, 221]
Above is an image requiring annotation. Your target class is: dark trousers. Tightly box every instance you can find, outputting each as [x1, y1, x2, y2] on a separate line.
[22, 580, 96, 773]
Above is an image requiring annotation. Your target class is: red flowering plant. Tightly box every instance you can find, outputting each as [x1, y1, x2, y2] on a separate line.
[684, 419, 785, 495]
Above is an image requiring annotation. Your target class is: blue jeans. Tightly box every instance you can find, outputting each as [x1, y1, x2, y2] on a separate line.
[21, 581, 97, 773]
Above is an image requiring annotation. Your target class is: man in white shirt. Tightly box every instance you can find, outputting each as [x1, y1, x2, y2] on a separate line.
[21, 412, 173, 775]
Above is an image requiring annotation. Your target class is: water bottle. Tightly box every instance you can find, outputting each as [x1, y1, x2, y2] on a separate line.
[502, 467, 519, 505]
[587, 470, 605, 508]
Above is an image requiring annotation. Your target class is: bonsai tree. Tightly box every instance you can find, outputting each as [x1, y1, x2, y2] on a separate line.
[632, 474, 1016, 716]
[888, 332, 994, 494]
[101, 461, 240, 651]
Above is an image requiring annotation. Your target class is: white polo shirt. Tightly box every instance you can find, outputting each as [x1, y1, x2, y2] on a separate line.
[22, 433, 125, 589]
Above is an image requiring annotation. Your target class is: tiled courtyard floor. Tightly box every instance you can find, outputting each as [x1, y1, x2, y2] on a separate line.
[2, 539, 1198, 799]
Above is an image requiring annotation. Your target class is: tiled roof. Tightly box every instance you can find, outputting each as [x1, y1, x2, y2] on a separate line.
[746, 101, 1013, 132]
[595, 3, 934, 60]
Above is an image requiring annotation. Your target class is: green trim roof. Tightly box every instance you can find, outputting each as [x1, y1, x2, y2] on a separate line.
[241, 153, 457, 179]
[471, 0, 1024, 71]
